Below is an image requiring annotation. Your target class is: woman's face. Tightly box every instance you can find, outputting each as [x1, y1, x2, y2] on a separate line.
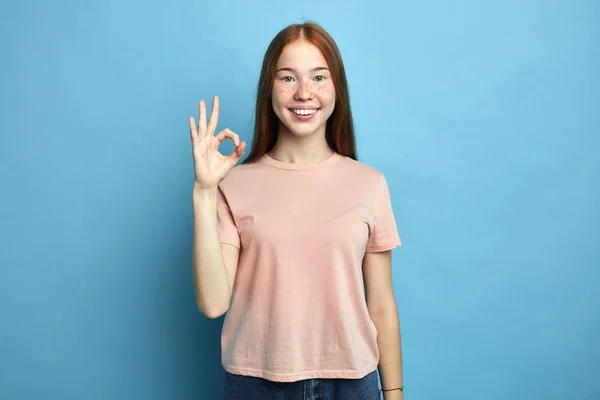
[272, 40, 336, 138]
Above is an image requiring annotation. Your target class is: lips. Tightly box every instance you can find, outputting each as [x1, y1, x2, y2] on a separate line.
[289, 108, 320, 115]
[289, 108, 319, 121]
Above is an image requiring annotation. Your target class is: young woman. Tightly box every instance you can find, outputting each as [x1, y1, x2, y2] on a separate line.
[190, 22, 404, 400]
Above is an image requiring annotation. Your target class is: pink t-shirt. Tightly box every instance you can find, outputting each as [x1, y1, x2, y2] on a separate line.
[216, 151, 401, 382]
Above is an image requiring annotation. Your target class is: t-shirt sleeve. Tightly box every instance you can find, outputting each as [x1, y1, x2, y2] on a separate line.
[216, 185, 241, 249]
[365, 173, 402, 252]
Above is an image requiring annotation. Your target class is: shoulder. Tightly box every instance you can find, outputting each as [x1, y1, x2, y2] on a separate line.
[338, 155, 386, 187]
[217, 159, 266, 193]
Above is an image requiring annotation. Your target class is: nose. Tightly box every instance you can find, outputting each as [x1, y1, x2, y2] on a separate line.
[294, 79, 313, 100]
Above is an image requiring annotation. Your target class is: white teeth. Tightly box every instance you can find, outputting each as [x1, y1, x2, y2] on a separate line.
[292, 109, 317, 115]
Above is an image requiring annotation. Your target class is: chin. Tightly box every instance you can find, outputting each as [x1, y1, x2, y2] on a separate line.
[289, 130, 319, 137]
[287, 116, 332, 134]
[286, 123, 328, 137]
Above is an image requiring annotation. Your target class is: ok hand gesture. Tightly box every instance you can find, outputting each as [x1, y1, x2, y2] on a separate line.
[189, 96, 246, 189]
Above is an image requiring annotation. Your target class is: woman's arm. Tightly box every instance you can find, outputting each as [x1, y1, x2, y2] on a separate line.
[192, 184, 240, 318]
[363, 250, 404, 399]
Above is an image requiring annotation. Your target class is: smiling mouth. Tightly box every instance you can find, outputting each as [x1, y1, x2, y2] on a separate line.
[289, 108, 320, 116]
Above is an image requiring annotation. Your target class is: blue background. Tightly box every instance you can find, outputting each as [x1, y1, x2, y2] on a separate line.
[1, 0, 598, 399]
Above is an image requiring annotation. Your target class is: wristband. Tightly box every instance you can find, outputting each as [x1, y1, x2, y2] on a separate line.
[380, 386, 403, 392]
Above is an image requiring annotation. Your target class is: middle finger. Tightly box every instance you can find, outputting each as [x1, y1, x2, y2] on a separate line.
[198, 100, 207, 136]
[207, 96, 220, 136]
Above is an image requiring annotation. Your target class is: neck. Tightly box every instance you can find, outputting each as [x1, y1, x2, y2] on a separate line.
[268, 124, 333, 164]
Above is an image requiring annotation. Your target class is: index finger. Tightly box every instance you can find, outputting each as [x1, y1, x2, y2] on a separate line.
[206, 96, 220, 136]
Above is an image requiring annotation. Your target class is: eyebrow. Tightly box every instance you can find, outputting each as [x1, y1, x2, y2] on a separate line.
[275, 67, 330, 73]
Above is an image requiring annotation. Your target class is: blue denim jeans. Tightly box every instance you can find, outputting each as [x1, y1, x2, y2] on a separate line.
[223, 369, 381, 400]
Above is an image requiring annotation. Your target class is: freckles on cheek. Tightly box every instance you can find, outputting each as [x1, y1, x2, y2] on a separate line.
[315, 82, 335, 101]
[273, 85, 295, 101]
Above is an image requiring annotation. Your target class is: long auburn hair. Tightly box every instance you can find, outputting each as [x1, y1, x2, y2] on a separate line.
[241, 21, 357, 164]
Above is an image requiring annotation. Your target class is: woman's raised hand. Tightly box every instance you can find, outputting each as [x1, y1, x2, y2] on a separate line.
[189, 96, 246, 189]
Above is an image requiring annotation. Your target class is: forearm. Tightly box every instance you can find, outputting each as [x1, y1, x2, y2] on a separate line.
[192, 184, 230, 318]
[372, 309, 404, 400]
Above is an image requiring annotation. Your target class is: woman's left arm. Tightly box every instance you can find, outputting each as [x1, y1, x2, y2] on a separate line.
[363, 250, 404, 400]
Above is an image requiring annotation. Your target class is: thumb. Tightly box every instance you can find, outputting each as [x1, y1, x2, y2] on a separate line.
[228, 141, 246, 164]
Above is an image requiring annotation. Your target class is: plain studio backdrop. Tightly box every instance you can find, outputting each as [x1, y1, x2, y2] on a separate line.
[0, 0, 598, 399]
